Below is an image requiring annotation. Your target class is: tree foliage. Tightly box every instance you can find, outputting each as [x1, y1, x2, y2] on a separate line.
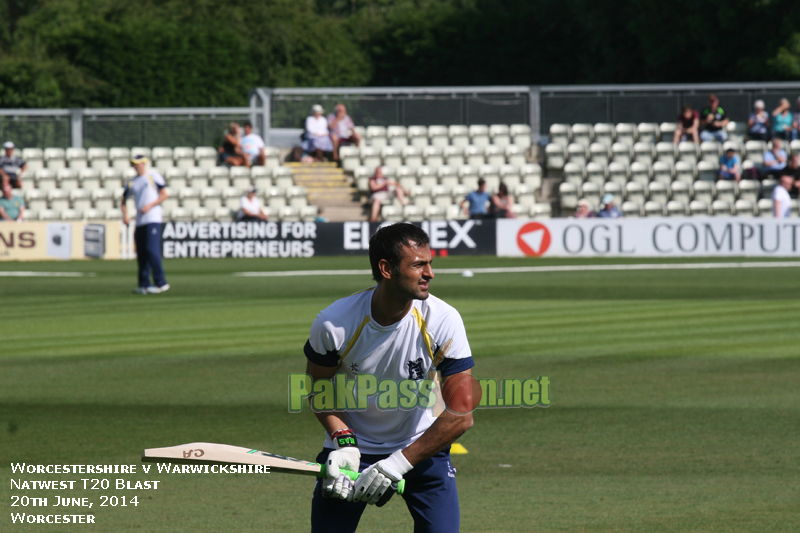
[0, 0, 799, 107]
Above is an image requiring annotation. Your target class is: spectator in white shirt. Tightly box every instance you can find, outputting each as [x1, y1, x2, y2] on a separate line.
[328, 104, 360, 161]
[303, 104, 334, 161]
[240, 122, 266, 167]
[238, 186, 268, 221]
[772, 174, 794, 218]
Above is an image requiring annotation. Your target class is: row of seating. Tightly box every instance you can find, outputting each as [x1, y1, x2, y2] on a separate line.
[352, 164, 542, 194]
[548, 121, 748, 147]
[20, 165, 296, 192]
[375, 184, 539, 210]
[562, 161, 734, 189]
[24, 205, 321, 223]
[340, 144, 530, 173]
[11, 147, 282, 173]
[358, 124, 532, 149]
[560, 179, 773, 211]
[23, 186, 309, 213]
[380, 203, 551, 222]
[585, 199, 791, 218]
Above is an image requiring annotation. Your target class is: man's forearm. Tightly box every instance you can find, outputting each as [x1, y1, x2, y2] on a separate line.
[314, 410, 350, 437]
[401, 411, 473, 466]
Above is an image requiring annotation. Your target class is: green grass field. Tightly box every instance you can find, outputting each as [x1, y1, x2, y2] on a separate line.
[1, 256, 799, 532]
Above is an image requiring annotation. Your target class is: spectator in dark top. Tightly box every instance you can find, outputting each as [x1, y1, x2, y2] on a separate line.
[747, 100, 770, 141]
[489, 183, 516, 218]
[719, 147, 741, 182]
[782, 154, 800, 198]
[328, 104, 361, 162]
[368, 167, 407, 222]
[0, 182, 25, 221]
[460, 179, 492, 219]
[673, 105, 700, 144]
[0, 141, 27, 188]
[760, 138, 787, 180]
[596, 193, 622, 218]
[574, 199, 595, 218]
[700, 94, 729, 143]
[771, 98, 793, 140]
[220, 123, 246, 167]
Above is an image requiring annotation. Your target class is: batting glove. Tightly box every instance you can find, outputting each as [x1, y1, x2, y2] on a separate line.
[322, 429, 360, 501]
[352, 449, 412, 505]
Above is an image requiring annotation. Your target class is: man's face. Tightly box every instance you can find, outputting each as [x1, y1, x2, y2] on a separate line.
[478, 184, 486, 193]
[133, 162, 146, 175]
[375, 167, 383, 179]
[2, 184, 12, 198]
[709, 98, 718, 110]
[781, 175, 794, 190]
[244, 125, 252, 135]
[773, 139, 782, 150]
[336, 105, 346, 117]
[390, 243, 434, 301]
[4, 148, 11, 157]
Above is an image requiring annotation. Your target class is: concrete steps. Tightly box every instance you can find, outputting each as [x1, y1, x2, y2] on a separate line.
[284, 162, 364, 221]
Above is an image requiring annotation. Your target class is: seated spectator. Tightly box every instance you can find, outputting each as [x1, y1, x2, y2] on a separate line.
[285, 146, 316, 164]
[772, 98, 793, 140]
[237, 186, 268, 221]
[368, 167, 406, 222]
[781, 154, 800, 198]
[574, 199, 595, 218]
[700, 94, 729, 143]
[772, 174, 793, 218]
[240, 122, 266, 167]
[718, 147, 741, 182]
[0, 141, 27, 188]
[489, 182, 516, 218]
[328, 104, 361, 161]
[303, 104, 334, 161]
[673, 105, 700, 144]
[220, 123, 246, 167]
[596, 193, 622, 218]
[314, 207, 328, 223]
[460, 179, 492, 220]
[0, 182, 25, 221]
[760, 139, 787, 180]
[747, 100, 770, 141]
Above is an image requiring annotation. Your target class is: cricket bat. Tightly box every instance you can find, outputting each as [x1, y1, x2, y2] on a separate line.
[142, 442, 405, 494]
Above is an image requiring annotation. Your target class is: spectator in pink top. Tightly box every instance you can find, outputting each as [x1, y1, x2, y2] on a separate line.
[673, 105, 699, 144]
[328, 104, 361, 161]
[368, 167, 407, 222]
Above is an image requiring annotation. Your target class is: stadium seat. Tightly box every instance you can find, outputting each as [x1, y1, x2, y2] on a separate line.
[101, 168, 123, 190]
[272, 167, 294, 189]
[91, 189, 114, 211]
[450, 184, 470, 206]
[428, 126, 449, 148]
[469, 125, 490, 147]
[265, 147, 281, 169]
[677, 142, 699, 165]
[195, 147, 218, 168]
[667, 200, 687, 216]
[520, 164, 542, 189]
[266, 187, 287, 209]
[633, 142, 655, 166]
[611, 143, 632, 166]
[723, 140, 743, 158]
[47, 189, 70, 211]
[757, 198, 773, 217]
[629, 162, 651, 188]
[84, 208, 104, 221]
[549, 124, 571, 147]
[430, 185, 452, 208]
[511, 204, 529, 218]
[484, 146, 505, 167]
[423, 147, 444, 168]
[407, 126, 429, 148]
[417, 167, 437, 188]
[387, 126, 408, 148]
[444, 146, 465, 167]
[397, 167, 417, 190]
[659, 122, 677, 143]
[581, 183, 601, 207]
[300, 205, 319, 222]
[745, 140, 766, 165]
[360, 147, 382, 172]
[726, 121, 747, 144]
[165, 167, 187, 189]
[179, 188, 201, 209]
[531, 203, 552, 219]
[70, 189, 92, 211]
[510, 124, 532, 148]
[402, 147, 424, 168]
[340, 146, 361, 173]
[65, 148, 87, 170]
[152, 147, 174, 171]
[738, 180, 760, 203]
[287, 186, 308, 209]
[656, 142, 676, 165]
[201, 188, 222, 210]
[622, 201, 642, 217]
[693, 181, 714, 204]
[109, 148, 131, 170]
[715, 180, 736, 204]
[571, 124, 594, 147]
[44, 148, 66, 170]
[131, 146, 152, 159]
[186, 167, 209, 189]
[674, 161, 696, 185]
[208, 167, 231, 189]
[712, 199, 733, 216]
[222, 188, 241, 210]
[437, 166, 458, 188]
[21, 148, 44, 173]
[104, 208, 122, 220]
[514, 184, 536, 207]
[589, 142, 610, 166]
[277, 206, 299, 222]
[172, 147, 194, 169]
[637, 123, 659, 145]
[380, 147, 402, 168]
[409, 185, 431, 208]
[229, 167, 251, 190]
[593, 123, 615, 146]
[366, 126, 387, 148]
[25, 190, 48, 212]
[567, 143, 588, 166]
[545, 144, 566, 170]
[499, 165, 521, 189]
[648, 182, 669, 205]
[465, 146, 485, 167]
[401, 204, 423, 221]
[381, 205, 403, 221]
[670, 181, 691, 205]
[603, 182, 623, 206]
[37, 209, 59, 221]
[791, 140, 800, 155]
[559, 182, 578, 210]
[615, 123, 637, 146]
[697, 161, 717, 182]
[214, 207, 234, 221]
[644, 200, 664, 217]
[58, 208, 82, 221]
[169, 207, 191, 222]
[607, 162, 629, 187]
[760, 178, 777, 199]
[79, 168, 101, 190]
[735, 199, 755, 217]
[585, 162, 607, 187]
[625, 182, 646, 205]
[563, 162, 585, 188]
[700, 142, 722, 165]
[489, 124, 510, 147]
[448, 125, 470, 147]
[55, 169, 79, 191]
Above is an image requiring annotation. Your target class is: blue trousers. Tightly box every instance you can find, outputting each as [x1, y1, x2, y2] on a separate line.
[311, 448, 459, 533]
[134, 224, 167, 288]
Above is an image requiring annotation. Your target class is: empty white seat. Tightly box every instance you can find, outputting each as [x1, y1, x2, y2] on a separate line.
[589, 142, 610, 165]
[697, 161, 718, 182]
[674, 161, 696, 185]
[37, 209, 59, 221]
[287, 186, 309, 209]
[360, 147, 382, 172]
[520, 164, 542, 189]
[745, 140, 767, 165]
[483, 145, 505, 167]
[739, 180, 760, 203]
[428, 126, 449, 148]
[621, 201, 642, 217]
[700, 142, 722, 165]
[712, 199, 733, 216]
[514, 184, 536, 206]
[567, 143, 588, 166]
[91, 189, 114, 210]
[760, 178, 777, 199]
[101, 168, 123, 190]
[469, 125, 490, 147]
[209, 166, 232, 189]
[693, 181, 714, 204]
[407, 126, 429, 148]
[340, 146, 361, 172]
[644, 200, 664, 217]
[169, 207, 191, 222]
[531, 203, 551, 219]
[666, 200, 687, 216]
[652, 161, 674, 187]
[66, 147, 88, 170]
[659, 122, 677, 143]
[299, 205, 319, 222]
[716, 180, 737, 203]
[165, 167, 188, 189]
[625, 182, 646, 205]
[611, 143, 632, 165]
[21, 148, 44, 173]
[200, 188, 223, 209]
[757, 198, 774, 217]
[510, 124, 532, 148]
[629, 162, 651, 188]
[562, 162, 585, 188]
[678, 142, 699, 165]
[381, 146, 403, 168]
[545, 144, 566, 170]
[409, 185, 432, 208]
[152, 147, 174, 171]
[581, 182, 602, 207]
[633, 142, 655, 166]
[559, 182, 578, 209]
[448, 125, 470, 147]
[70, 189, 92, 211]
[430, 185, 453, 208]
[585, 162, 608, 187]
[571, 124, 594, 147]
[648, 182, 669, 205]
[178, 188, 201, 209]
[656, 142, 676, 165]
[79, 168, 101, 190]
[670, 181, 691, 205]
[366, 126, 387, 148]
[614, 123, 637, 146]
[443, 146, 465, 167]
[381, 204, 403, 221]
[422, 147, 444, 168]
[44, 148, 66, 170]
[25, 190, 48, 211]
[195, 147, 218, 168]
[109, 147, 131, 170]
[60, 208, 83, 221]
[464, 146, 484, 167]
[549, 124, 571, 147]
[593, 123, 615, 146]
[402, 204, 425, 221]
[415, 167, 436, 188]
[637, 123, 660, 145]
[489, 124, 510, 147]
[173, 147, 195, 169]
[607, 162, 629, 187]
[402, 147, 424, 168]
[55, 168, 79, 191]
[387, 126, 408, 148]
[84, 208, 104, 221]
[187, 167, 210, 189]
[47, 189, 70, 211]
[437, 166, 458, 188]
[735, 199, 755, 216]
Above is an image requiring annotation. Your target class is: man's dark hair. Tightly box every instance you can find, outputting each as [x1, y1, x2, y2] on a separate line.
[369, 223, 430, 282]
[244, 121, 253, 128]
[478, 178, 486, 187]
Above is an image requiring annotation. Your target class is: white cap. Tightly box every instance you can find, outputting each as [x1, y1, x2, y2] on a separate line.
[3, 141, 14, 149]
[312, 104, 324, 114]
[754, 100, 765, 109]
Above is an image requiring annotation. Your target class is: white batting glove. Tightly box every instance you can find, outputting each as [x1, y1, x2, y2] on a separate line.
[322, 429, 361, 501]
[352, 449, 412, 505]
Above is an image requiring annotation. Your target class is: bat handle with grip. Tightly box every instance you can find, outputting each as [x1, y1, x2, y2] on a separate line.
[318, 464, 405, 495]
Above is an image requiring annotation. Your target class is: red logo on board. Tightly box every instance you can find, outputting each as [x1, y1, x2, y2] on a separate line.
[516, 222, 551, 256]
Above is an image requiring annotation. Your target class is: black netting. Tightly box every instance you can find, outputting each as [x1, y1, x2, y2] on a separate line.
[0, 116, 70, 148]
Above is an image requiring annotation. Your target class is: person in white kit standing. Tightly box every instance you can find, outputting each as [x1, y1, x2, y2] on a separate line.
[772, 173, 794, 218]
[304, 223, 475, 532]
[121, 155, 170, 294]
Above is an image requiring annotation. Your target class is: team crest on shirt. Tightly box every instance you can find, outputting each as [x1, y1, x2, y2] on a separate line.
[349, 362, 359, 374]
[407, 358, 425, 381]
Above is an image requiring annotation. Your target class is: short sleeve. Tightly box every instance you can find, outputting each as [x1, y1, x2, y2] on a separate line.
[305, 313, 346, 367]
[151, 171, 166, 190]
[122, 182, 131, 199]
[432, 306, 474, 377]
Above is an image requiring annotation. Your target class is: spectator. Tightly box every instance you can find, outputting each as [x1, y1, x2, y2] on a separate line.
[0, 182, 25, 221]
[700, 94, 729, 143]
[673, 105, 700, 144]
[238, 186, 268, 221]
[285, 146, 316, 164]
[368, 167, 407, 222]
[328, 104, 361, 161]
[597, 193, 622, 218]
[0, 141, 27, 188]
[574, 199, 594, 218]
[760, 139, 787, 180]
[303, 104, 334, 161]
[747, 100, 770, 141]
[240, 122, 266, 167]
[489, 182, 516, 218]
[314, 207, 329, 223]
[460, 178, 492, 219]
[220, 123, 246, 167]
[792, 97, 800, 141]
[772, 173, 793, 218]
[781, 154, 800, 198]
[772, 98, 793, 140]
[719, 147, 741, 182]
